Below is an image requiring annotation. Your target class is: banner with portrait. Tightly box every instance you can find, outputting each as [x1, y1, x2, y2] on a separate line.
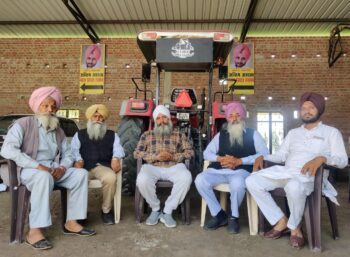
[228, 42, 254, 94]
[79, 44, 105, 94]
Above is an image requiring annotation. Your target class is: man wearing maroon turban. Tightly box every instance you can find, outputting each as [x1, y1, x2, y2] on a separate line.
[246, 92, 348, 249]
[195, 102, 268, 234]
[1, 86, 95, 250]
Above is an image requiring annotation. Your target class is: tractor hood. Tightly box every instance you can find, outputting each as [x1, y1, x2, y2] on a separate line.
[137, 31, 234, 72]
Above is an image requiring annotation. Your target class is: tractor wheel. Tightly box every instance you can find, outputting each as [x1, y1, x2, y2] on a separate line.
[117, 117, 145, 195]
[189, 127, 203, 177]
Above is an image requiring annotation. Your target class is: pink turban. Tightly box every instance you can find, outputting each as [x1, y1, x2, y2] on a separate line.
[85, 45, 101, 61]
[153, 105, 170, 121]
[29, 86, 62, 113]
[234, 44, 251, 60]
[224, 102, 246, 120]
[300, 92, 325, 115]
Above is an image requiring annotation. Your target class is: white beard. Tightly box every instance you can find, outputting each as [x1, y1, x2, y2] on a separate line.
[87, 120, 107, 140]
[36, 113, 59, 131]
[227, 121, 245, 147]
[154, 122, 173, 137]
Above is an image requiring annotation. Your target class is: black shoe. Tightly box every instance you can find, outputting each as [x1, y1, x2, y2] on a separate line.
[63, 227, 96, 236]
[227, 216, 240, 234]
[101, 211, 115, 225]
[204, 210, 228, 230]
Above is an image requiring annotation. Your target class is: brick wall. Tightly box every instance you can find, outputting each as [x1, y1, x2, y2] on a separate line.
[0, 37, 349, 144]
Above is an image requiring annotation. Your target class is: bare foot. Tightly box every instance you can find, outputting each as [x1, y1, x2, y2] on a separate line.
[64, 220, 83, 232]
[273, 216, 288, 231]
[291, 227, 303, 237]
[26, 228, 45, 244]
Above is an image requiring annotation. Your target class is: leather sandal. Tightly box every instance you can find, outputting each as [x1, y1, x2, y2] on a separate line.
[290, 235, 305, 249]
[264, 228, 289, 239]
[25, 238, 52, 250]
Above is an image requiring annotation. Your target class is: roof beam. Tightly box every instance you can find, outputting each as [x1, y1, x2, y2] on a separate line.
[62, 0, 100, 43]
[2, 18, 350, 26]
[240, 0, 259, 43]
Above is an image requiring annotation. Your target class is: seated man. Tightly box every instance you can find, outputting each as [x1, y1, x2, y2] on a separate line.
[71, 104, 125, 225]
[246, 92, 348, 249]
[134, 105, 194, 228]
[195, 102, 268, 233]
[0, 86, 95, 250]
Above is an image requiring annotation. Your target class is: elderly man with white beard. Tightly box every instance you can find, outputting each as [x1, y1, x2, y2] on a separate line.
[1, 86, 95, 250]
[195, 102, 268, 234]
[134, 105, 194, 228]
[71, 104, 125, 225]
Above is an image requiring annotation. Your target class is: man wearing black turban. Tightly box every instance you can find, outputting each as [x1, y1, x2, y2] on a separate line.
[246, 92, 348, 249]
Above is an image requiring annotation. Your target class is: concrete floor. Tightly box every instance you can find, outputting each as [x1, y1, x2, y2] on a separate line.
[0, 180, 349, 257]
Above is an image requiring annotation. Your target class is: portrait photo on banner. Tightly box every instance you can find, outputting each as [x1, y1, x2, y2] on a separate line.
[80, 44, 105, 69]
[229, 43, 254, 69]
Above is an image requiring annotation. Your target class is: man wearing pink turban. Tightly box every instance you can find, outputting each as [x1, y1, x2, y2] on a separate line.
[246, 92, 348, 249]
[1, 86, 95, 250]
[195, 101, 268, 234]
[232, 44, 251, 68]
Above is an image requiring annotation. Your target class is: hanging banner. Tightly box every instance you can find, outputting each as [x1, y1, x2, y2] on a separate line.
[228, 42, 254, 94]
[79, 44, 105, 94]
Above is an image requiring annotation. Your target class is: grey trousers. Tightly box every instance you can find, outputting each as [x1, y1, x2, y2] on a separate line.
[21, 167, 88, 228]
[136, 163, 192, 214]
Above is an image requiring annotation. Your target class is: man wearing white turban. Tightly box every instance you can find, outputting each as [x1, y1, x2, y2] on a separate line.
[134, 105, 194, 228]
[1, 86, 96, 250]
[71, 104, 125, 225]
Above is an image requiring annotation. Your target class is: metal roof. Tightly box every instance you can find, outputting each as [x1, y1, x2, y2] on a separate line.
[0, 0, 349, 40]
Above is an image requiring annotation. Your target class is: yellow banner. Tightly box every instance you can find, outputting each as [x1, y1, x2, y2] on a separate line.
[79, 44, 105, 95]
[228, 43, 254, 94]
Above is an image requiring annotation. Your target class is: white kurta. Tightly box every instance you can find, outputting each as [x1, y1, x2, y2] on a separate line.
[246, 122, 348, 229]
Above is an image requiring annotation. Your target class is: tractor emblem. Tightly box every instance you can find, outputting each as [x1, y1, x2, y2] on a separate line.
[171, 39, 195, 59]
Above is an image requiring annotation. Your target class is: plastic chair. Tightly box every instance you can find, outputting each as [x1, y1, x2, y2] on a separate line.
[258, 160, 339, 252]
[134, 158, 191, 225]
[88, 160, 123, 223]
[7, 159, 67, 244]
[199, 160, 258, 235]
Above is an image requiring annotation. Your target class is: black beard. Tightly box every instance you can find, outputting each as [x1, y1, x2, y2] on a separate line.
[302, 113, 321, 124]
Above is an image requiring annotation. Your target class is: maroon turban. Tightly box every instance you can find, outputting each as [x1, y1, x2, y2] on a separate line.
[300, 92, 325, 115]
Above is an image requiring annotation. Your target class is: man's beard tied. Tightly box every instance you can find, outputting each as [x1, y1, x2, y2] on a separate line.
[36, 113, 59, 131]
[226, 121, 245, 147]
[154, 122, 173, 137]
[87, 120, 107, 140]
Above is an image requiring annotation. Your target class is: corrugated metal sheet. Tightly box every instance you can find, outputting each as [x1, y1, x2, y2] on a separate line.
[0, 0, 349, 39]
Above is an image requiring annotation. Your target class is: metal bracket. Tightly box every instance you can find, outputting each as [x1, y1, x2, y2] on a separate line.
[62, 0, 100, 43]
[328, 23, 350, 67]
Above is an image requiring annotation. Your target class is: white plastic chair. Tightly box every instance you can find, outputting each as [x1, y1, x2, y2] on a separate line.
[200, 160, 258, 235]
[88, 160, 122, 223]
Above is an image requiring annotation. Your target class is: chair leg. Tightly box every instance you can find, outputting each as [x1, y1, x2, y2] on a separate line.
[180, 201, 186, 225]
[258, 209, 266, 235]
[326, 198, 339, 239]
[200, 199, 207, 227]
[303, 198, 315, 251]
[60, 188, 67, 230]
[185, 195, 190, 225]
[219, 192, 227, 212]
[10, 187, 19, 243]
[15, 187, 31, 244]
[246, 192, 258, 235]
[308, 192, 322, 251]
[134, 188, 144, 223]
[114, 172, 122, 223]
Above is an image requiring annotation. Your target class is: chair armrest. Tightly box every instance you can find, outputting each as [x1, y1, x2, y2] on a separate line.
[263, 160, 284, 168]
[7, 159, 19, 187]
[137, 158, 143, 175]
[185, 159, 190, 169]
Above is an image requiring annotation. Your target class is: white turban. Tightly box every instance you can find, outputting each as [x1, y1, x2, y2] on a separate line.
[152, 105, 170, 121]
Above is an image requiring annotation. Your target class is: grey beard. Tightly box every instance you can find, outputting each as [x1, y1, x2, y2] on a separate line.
[35, 113, 59, 131]
[87, 120, 107, 140]
[226, 121, 245, 147]
[154, 122, 173, 137]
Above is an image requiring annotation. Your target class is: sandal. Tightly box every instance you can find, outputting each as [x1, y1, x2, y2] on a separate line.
[25, 238, 52, 250]
[264, 228, 289, 239]
[289, 235, 305, 249]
